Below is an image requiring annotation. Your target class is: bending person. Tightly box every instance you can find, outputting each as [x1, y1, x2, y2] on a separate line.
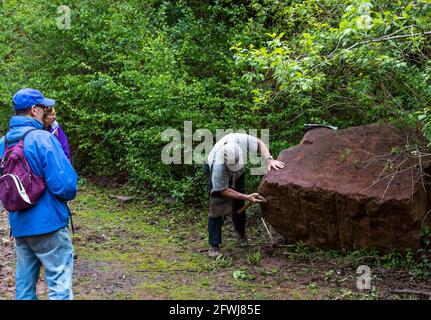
[205, 133, 284, 257]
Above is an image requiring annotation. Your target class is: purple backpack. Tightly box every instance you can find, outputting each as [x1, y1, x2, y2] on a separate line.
[0, 129, 46, 212]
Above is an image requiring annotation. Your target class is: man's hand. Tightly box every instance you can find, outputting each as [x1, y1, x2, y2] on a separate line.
[268, 159, 285, 172]
[246, 193, 265, 204]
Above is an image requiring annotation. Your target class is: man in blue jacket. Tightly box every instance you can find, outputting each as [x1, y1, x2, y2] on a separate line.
[0, 88, 78, 300]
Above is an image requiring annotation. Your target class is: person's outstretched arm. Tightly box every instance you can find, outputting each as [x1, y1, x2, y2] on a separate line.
[257, 138, 285, 172]
[218, 188, 264, 203]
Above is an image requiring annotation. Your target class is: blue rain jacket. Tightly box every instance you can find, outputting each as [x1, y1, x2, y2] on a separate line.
[0, 116, 78, 237]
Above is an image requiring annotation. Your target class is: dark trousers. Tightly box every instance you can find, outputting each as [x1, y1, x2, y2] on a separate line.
[205, 164, 246, 247]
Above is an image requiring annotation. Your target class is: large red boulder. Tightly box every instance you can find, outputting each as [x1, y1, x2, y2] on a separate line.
[259, 124, 431, 252]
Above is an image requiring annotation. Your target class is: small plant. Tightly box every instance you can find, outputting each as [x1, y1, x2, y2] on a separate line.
[345, 248, 379, 267]
[294, 241, 311, 259]
[340, 289, 354, 299]
[280, 274, 290, 281]
[307, 282, 319, 295]
[359, 286, 379, 300]
[382, 249, 405, 269]
[232, 269, 256, 281]
[203, 255, 233, 271]
[201, 277, 211, 287]
[324, 269, 336, 282]
[77, 177, 88, 187]
[326, 249, 341, 259]
[404, 249, 416, 269]
[260, 268, 279, 276]
[246, 249, 262, 266]
[232, 269, 247, 280]
[390, 146, 401, 155]
[372, 226, 431, 278]
[411, 226, 431, 279]
[215, 255, 233, 268]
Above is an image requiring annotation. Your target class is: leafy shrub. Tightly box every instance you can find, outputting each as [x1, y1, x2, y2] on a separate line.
[0, 0, 430, 203]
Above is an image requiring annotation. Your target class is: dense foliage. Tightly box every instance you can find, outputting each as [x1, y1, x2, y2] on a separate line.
[0, 0, 430, 202]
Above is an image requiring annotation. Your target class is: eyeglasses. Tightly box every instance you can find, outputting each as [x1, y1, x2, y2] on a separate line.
[32, 104, 49, 109]
[32, 104, 52, 116]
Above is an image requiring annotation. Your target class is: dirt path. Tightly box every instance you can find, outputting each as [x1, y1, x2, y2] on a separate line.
[1, 184, 431, 300]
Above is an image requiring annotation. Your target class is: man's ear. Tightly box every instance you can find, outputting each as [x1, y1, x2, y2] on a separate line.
[29, 106, 41, 119]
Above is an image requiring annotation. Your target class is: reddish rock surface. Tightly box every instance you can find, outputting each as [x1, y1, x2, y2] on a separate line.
[259, 124, 431, 252]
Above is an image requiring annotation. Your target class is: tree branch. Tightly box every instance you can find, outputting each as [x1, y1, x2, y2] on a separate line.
[346, 31, 431, 51]
[310, 30, 431, 72]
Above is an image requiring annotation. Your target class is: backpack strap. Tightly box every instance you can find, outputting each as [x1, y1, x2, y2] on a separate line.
[5, 128, 39, 147]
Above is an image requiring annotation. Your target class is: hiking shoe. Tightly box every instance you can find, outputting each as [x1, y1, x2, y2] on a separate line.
[237, 235, 249, 247]
[208, 245, 221, 258]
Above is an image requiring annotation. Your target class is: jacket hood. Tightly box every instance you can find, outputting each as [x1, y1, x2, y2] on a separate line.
[6, 116, 44, 142]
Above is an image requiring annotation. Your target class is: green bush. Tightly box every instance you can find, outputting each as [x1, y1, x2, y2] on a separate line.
[0, 0, 430, 202]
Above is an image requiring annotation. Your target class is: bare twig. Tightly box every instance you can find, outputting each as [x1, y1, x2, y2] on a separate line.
[136, 269, 199, 273]
[391, 289, 431, 297]
[275, 244, 297, 248]
[358, 142, 431, 201]
[383, 25, 421, 40]
[361, 163, 414, 194]
[379, 174, 396, 203]
[411, 168, 414, 204]
[309, 30, 431, 73]
[415, 145, 426, 192]
[261, 217, 275, 245]
[422, 209, 431, 229]
[345, 31, 431, 51]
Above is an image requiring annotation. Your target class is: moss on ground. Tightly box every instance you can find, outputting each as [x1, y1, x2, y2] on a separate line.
[1, 182, 423, 300]
[69, 184, 323, 299]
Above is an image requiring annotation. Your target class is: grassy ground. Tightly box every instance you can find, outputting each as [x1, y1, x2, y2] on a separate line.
[1, 182, 431, 300]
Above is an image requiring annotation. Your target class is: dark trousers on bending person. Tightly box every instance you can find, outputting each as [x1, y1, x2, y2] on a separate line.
[205, 164, 246, 247]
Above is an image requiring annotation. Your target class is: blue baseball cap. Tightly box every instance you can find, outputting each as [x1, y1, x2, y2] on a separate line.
[12, 88, 55, 111]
